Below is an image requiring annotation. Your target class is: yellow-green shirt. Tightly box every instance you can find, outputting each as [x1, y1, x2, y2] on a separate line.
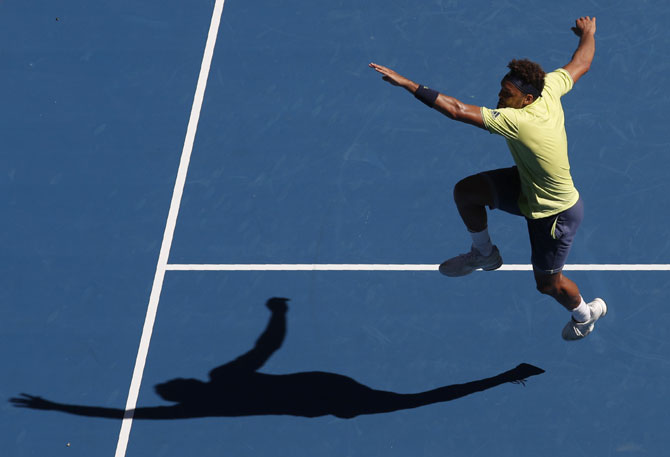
[481, 68, 579, 219]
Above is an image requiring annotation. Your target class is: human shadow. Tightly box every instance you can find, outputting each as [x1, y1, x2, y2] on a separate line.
[11, 298, 544, 420]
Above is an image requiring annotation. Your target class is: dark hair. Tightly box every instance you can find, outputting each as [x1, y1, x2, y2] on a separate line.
[507, 59, 546, 94]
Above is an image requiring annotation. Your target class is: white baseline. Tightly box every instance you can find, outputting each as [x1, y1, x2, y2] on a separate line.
[166, 264, 670, 271]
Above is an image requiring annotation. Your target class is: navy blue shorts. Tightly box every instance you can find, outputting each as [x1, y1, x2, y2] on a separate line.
[480, 166, 584, 275]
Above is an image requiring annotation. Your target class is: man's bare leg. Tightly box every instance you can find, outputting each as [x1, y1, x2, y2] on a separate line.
[453, 174, 495, 232]
[439, 174, 503, 276]
[533, 270, 582, 310]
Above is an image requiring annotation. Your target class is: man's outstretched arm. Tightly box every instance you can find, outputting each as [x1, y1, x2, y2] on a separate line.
[563, 16, 596, 84]
[369, 63, 486, 129]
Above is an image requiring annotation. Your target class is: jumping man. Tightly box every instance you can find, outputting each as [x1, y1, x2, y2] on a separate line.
[369, 17, 605, 340]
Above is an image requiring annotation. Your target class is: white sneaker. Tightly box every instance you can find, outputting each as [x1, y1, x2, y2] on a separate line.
[438, 245, 503, 277]
[562, 298, 607, 341]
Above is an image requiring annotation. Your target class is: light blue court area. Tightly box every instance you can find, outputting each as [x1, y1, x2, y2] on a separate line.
[2, 0, 670, 456]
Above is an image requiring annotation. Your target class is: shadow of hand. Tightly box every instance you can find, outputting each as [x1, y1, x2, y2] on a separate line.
[266, 297, 289, 313]
[10, 394, 58, 410]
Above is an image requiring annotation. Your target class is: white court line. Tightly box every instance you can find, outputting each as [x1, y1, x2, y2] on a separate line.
[166, 264, 670, 271]
[114, 1, 226, 456]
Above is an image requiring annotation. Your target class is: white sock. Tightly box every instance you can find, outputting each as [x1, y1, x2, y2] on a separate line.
[469, 228, 493, 256]
[571, 297, 591, 323]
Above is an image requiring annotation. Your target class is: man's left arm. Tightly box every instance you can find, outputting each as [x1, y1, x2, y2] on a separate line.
[369, 63, 486, 129]
[563, 16, 596, 84]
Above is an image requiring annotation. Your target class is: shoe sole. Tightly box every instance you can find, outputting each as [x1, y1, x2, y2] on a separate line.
[438, 256, 504, 277]
[482, 258, 504, 271]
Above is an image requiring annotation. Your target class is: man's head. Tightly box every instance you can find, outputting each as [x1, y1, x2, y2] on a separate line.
[497, 59, 546, 109]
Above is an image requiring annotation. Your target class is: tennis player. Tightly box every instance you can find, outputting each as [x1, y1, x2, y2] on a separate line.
[369, 17, 605, 340]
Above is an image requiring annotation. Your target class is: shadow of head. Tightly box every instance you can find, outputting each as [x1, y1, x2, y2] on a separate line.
[155, 378, 206, 403]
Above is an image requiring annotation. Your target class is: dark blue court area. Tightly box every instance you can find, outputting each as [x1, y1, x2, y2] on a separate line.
[2, 0, 670, 456]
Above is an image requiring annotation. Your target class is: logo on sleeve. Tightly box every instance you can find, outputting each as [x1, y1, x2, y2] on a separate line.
[491, 110, 501, 119]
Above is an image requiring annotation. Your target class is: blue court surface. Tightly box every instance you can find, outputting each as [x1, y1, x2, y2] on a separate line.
[2, 0, 670, 456]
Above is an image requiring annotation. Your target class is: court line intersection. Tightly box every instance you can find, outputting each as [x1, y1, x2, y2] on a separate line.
[114, 0, 227, 455]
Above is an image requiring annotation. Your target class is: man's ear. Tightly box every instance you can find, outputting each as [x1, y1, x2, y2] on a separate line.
[523, 94, 535, 106]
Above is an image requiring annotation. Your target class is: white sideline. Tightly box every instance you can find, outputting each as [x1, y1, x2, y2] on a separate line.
[114, 1, 227, 456]
[165, 264, 670, 271]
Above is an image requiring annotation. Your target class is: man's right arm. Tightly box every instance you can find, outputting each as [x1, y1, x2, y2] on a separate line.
[368, 63, 486, 129]
[563, 16, 596, 84]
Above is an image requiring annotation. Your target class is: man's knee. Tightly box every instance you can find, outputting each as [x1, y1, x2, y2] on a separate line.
[453, 174, 492, 206]
[536, 281, 557, 296]
[453, 175, 477, 201]
[535, 273, 560, 297]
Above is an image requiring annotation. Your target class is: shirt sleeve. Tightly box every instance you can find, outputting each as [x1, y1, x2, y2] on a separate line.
[543, 68, 574, 98]
[481, 106, 520, 140]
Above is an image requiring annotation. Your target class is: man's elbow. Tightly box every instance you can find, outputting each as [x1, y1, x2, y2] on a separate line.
[579, 60, 592, 75]
[452, 103, 484, 128]
[434, 97, 484, 127]
[447, 102, 470, 122]
[565, 60, 592, 83]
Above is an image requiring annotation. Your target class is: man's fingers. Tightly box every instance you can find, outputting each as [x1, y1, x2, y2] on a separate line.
[369, 62, 404, 87]
[576, 16, 596, 25]
[572, 16, 596, 35]
[369, 62, 393, 75]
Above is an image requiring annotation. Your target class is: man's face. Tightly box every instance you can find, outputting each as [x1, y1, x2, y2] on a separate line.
[497, 80, 529, 109]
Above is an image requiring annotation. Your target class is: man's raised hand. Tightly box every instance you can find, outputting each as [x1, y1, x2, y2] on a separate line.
[571, 16, 596, 37]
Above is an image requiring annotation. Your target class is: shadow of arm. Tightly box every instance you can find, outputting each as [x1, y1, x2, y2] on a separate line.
[209, 298, 288, 379]
[10, 393, 124, 419]
[10, 393, 199, 420]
